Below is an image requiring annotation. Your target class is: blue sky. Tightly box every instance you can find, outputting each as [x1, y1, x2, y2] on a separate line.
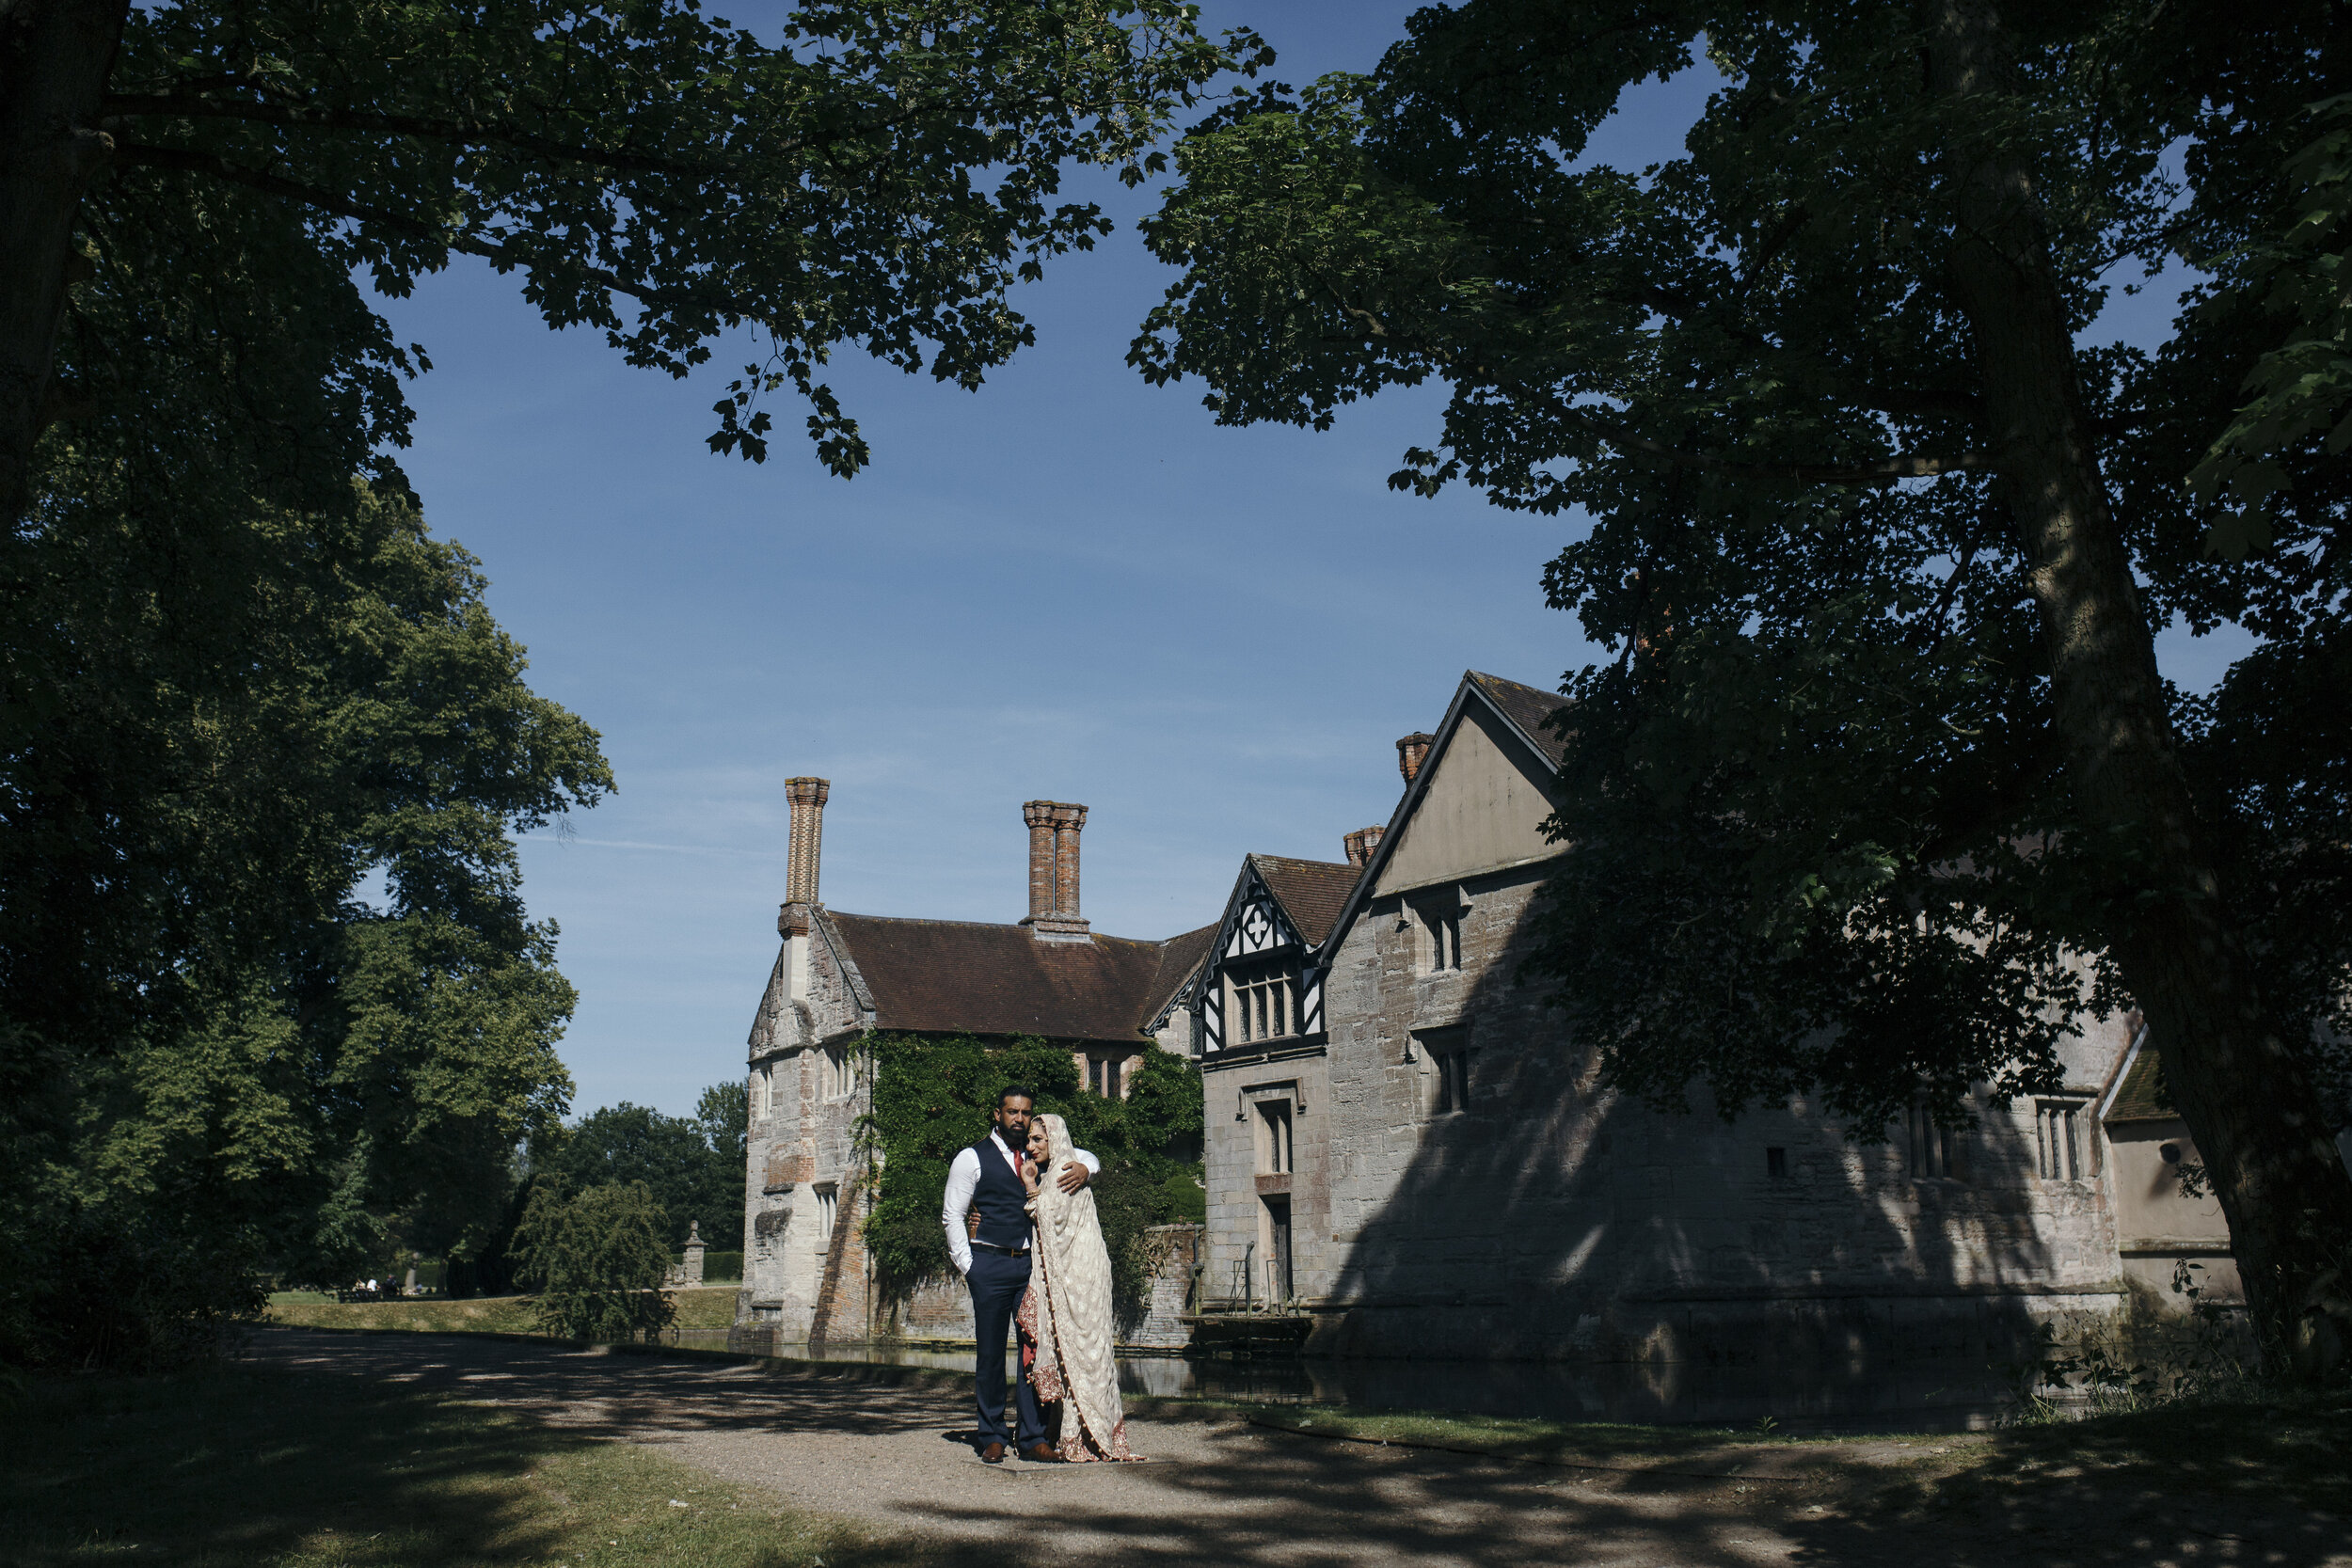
[370, 4, 2246, 1120]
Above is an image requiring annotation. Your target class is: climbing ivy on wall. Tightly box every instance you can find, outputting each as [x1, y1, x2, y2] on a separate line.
[858, 1034, 1203, 1319]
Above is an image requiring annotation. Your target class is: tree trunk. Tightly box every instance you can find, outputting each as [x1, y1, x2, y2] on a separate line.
[0, 0, 127, 527]
[1928, 0, 2352, 1374]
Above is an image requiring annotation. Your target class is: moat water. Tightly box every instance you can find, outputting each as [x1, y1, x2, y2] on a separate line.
[662, 1328, 2030, 1433]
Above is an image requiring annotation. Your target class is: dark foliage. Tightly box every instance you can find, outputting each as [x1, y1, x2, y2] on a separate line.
[534, 1089, 744, 1247]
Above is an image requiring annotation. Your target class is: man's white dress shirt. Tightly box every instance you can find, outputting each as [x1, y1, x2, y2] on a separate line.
[941, 1130, 1099, 1276]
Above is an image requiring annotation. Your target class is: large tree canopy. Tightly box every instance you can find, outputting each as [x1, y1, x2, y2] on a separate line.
[0, 0, 1260, 1365]
[1, 479, 609, 1365]
[1135, 0, 2352, 1370]
[1, 0, 1267, 520]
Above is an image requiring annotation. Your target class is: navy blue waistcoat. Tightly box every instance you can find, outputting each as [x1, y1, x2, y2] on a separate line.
[968, 1136, 1032, 1250]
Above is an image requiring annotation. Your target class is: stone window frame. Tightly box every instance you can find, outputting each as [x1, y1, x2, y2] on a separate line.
[2033, 1097, 2097, 1182]
[1411, 1024, 1474, 1117]
[1225, 957, 1299, 1046]
[1254, 1098, 1295, 1175]
[821, 1044, 856, 1101]
[813, 1181, 838, 1242]
[1088, 1053, 1130, 1099]
[1905, 1096, 1966, 1182]
[1421, 900, 1464, 973]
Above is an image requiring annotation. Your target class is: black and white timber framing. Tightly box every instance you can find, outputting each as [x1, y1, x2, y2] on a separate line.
[1194, 857, 1328, 1055]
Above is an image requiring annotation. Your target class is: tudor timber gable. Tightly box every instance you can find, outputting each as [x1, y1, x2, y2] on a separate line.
[1193, 854, 1357, 1056]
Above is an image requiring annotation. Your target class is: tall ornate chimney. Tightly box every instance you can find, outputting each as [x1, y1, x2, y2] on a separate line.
[1020, 800, 1092, 941]
[1396, 733, 1435, 784]
[1343, 825, 1385, 868]
[1024, 800, 1057, 924]
[779, 776, 829, 935]
[1052, 802, 1088, 923]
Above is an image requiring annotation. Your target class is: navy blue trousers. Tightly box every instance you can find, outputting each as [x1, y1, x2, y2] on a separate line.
[966, 1249, 1044, 1448]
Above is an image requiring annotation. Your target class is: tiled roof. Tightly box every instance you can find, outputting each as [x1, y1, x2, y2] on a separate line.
[1140, 922, 1218, 1029]
[2104, 1042, 2178, 1125]
[1468, 671, 1571, 765]
[1250, 854, 1360, 947]
[822, 912, 1185, 1045]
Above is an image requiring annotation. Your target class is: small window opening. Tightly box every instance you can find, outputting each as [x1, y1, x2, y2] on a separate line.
[1256, 1101, 1293, 1174]
[1432, 1046, 1474, 1115]
[1423, 906, 1463, 972]
[822, 1046, 855, 1100]
[1907, 1099, 1962, 1180]
[1766, 1147, 1788, 1180]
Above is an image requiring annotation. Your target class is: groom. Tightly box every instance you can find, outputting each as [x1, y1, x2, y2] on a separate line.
[942, 1085, 1096, 1464]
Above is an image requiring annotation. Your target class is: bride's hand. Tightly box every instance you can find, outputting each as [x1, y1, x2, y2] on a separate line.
[1018, 1157, 1041, 1196]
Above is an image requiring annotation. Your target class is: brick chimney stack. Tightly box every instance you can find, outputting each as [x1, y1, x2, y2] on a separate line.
[1343, 825, 1385, 868]
[1052, 802, 1088, 923]
[779, 776, 829, 936]
[1396, 733, 1435, 784]
[1020, 800, 1092, 942]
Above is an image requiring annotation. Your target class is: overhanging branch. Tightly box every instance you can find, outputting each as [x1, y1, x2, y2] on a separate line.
[116, 143, 777, 327]
[1324, 285, 1987, 486]
[103, 94, 723, 180]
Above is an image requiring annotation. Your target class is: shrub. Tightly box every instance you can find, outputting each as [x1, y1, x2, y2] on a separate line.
[507, 1181, 675, 1342]
[692, 1250, 742, 1284]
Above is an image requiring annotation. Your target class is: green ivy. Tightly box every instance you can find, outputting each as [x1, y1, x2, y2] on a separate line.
[857, 1034, 1204, 1321]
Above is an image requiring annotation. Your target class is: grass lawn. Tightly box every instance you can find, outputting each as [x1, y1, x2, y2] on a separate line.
[262, 1286, 742, 1338]
[0, 1363, 945, 1568]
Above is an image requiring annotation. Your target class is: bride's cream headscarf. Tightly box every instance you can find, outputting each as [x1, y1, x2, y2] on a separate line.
[1026, 1112, 1134, 1459]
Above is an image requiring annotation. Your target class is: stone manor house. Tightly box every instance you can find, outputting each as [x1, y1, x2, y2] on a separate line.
[737, 673, 2240, 1363]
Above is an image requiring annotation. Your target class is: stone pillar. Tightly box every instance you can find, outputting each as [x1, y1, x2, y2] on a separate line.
[683, 1220, 707, 1287]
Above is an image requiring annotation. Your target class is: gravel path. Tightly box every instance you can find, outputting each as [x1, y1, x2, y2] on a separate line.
[244, 1328, 2347, 1568]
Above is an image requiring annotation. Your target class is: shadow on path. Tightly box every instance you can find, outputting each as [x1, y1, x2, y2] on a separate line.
[241, 1328, 2351, 1568]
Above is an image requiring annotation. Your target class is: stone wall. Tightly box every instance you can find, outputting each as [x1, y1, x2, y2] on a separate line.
[1128, 1224, 1204, 1349]
[740, 913, 875, 1340]
[1200, 855, 2137, 1364]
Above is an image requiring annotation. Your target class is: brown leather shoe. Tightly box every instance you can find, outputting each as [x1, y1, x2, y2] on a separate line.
[1021, 1442, 1058, 1464]
[979, 1441, 1007, 1465]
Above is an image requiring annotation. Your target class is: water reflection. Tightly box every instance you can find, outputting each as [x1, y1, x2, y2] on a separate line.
[686, 1330, 2026, 1433]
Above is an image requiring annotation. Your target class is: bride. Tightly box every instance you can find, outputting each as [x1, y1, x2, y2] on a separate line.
[1015, 1112, 1138, 1461]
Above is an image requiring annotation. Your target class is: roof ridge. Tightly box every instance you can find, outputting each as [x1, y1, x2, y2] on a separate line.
[826, 909, 1171, 949]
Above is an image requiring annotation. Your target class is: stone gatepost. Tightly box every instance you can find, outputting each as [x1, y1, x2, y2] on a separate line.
[683, 1221, 707, 1287]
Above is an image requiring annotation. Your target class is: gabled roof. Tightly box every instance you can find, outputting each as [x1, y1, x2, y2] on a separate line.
[1140, 921, 1218, 1032]
[818, 912, 1174, 1045]
[2103, 1037, 2178, 1125]
[1312, 670, 1570, 964]
[1248, 855, 1359, 947]
[1466, 671, 1572, 766]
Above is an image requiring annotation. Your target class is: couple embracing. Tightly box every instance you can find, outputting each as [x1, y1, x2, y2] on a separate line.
[942, 1086, 1137, 1465]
